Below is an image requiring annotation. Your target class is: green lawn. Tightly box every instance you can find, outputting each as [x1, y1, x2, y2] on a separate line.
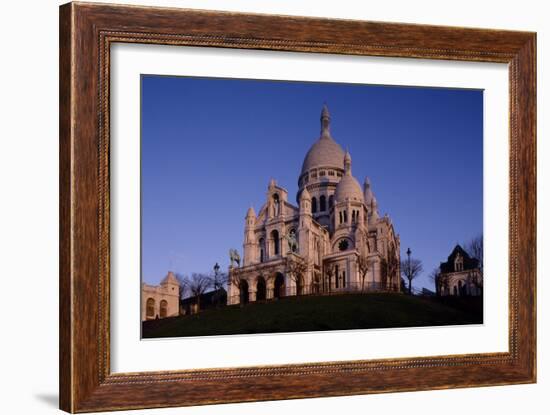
[142, 293, 483, 338]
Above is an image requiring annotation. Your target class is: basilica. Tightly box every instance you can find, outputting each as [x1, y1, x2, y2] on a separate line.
[227, 105, 401, 305]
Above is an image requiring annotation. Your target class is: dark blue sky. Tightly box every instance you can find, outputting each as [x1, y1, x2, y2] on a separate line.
[141, 75, 483, 291]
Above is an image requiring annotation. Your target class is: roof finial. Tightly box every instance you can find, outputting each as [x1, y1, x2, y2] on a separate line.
[344, 150, 351, 175]
[320, 103, 331, 138]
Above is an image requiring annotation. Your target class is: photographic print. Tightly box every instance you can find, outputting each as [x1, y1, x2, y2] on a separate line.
[140, 76, 484, 339]
[59, 5, 536, 410]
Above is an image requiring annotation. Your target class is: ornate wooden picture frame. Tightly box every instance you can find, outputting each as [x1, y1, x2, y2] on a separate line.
[59, 2, 536, 412]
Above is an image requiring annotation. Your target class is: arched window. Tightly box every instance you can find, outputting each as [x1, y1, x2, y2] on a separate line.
[329, 195, 334, 208]
[339, 211, 343, 224]
[259, 238, 265, 262]
[320, 195, 326, 212]
[239, 279, 249, 305]
[271, 230, 280, 256]
[160, 300, 168, 318]
[454, 254, 464, 272]
[335, 265, 339, 289]
[256, 276, 266, 301]
[312, 197, 317, 213]
[273, 193, 280, 216]
[146, 298, 155, 318]
[274, 273, 285, 299]
[343, 210, 348, 223]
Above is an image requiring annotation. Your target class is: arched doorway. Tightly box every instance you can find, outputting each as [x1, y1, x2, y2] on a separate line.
[239, 279, 249, 305]
[256, 276, 266, 301]
[274, 273, 285, 299]
[160, 300, 168, 318]
[259, 238, 265, 262]
[459, 280, 466, 296]
[146, 298, 155, 319]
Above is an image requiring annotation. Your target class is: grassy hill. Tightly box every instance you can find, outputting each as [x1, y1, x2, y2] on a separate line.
[142, 293, 482, 338]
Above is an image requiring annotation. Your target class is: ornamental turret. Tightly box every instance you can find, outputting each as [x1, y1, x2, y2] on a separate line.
[243, 206, 256, 265]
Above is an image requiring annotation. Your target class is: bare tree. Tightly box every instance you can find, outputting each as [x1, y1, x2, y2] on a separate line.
[188, 273, 212, 311]
[465, 234, 483, 275]
[400, 258, 423, 295]
[399, 277, 406, 292]
[380, 250, 399, 291]
[428, 267, 441, 295]
[286, 256, 308, 295]
[356, 254, 371, 292]
[211, 268, 226, 292]
[210, 267, 227, 306]
[175, 273, 190, 301]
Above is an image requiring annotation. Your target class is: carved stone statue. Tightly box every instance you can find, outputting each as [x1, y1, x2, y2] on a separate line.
[285, 230, 298, 253]
[229, 248, 241, 267]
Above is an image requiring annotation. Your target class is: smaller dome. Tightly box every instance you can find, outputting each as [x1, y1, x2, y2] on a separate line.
[334, 174, 364, 203]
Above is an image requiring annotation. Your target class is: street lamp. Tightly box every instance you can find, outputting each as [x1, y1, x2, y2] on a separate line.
[213, 262, 220, 276]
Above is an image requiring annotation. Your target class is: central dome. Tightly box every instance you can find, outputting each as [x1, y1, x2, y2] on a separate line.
[301, 105, 345, 175]
[301, 136, 345, 174]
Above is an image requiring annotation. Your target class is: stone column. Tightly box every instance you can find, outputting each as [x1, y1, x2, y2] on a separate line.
[249, 289, 257, 302]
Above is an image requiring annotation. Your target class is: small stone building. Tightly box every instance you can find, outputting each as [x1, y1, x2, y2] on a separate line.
[436, 245, 482, 296]
[228, 105, 401, 305]
[141, 271, 180, 321]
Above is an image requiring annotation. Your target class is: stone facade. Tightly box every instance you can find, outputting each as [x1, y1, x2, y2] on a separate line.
[141, 271, 180, 321]
[228, 105, 401, 305]
[436, 245, 482, 296]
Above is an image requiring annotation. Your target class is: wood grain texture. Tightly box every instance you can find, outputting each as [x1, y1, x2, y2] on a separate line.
[59, 2, 537, 412]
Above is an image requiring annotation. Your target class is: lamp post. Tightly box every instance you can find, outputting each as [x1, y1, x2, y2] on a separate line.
[406, 247, 412, 295]
[213, 262, 220, 276]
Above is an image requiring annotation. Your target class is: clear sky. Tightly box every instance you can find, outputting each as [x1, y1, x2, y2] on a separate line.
[141, 75, 483, 291]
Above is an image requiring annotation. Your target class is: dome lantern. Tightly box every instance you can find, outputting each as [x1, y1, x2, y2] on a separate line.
[321, 104, 331, 137]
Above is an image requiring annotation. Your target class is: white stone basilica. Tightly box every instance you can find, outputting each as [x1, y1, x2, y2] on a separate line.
[227, 105, 401, 305]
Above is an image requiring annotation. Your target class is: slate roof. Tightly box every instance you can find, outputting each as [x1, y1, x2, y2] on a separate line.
[440, 244, 479, 273]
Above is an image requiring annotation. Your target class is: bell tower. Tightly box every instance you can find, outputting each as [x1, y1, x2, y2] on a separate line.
[243, 206, 256, 265]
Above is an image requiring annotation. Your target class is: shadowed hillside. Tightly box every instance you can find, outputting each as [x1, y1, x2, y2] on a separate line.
[142, 293, 482, 338]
